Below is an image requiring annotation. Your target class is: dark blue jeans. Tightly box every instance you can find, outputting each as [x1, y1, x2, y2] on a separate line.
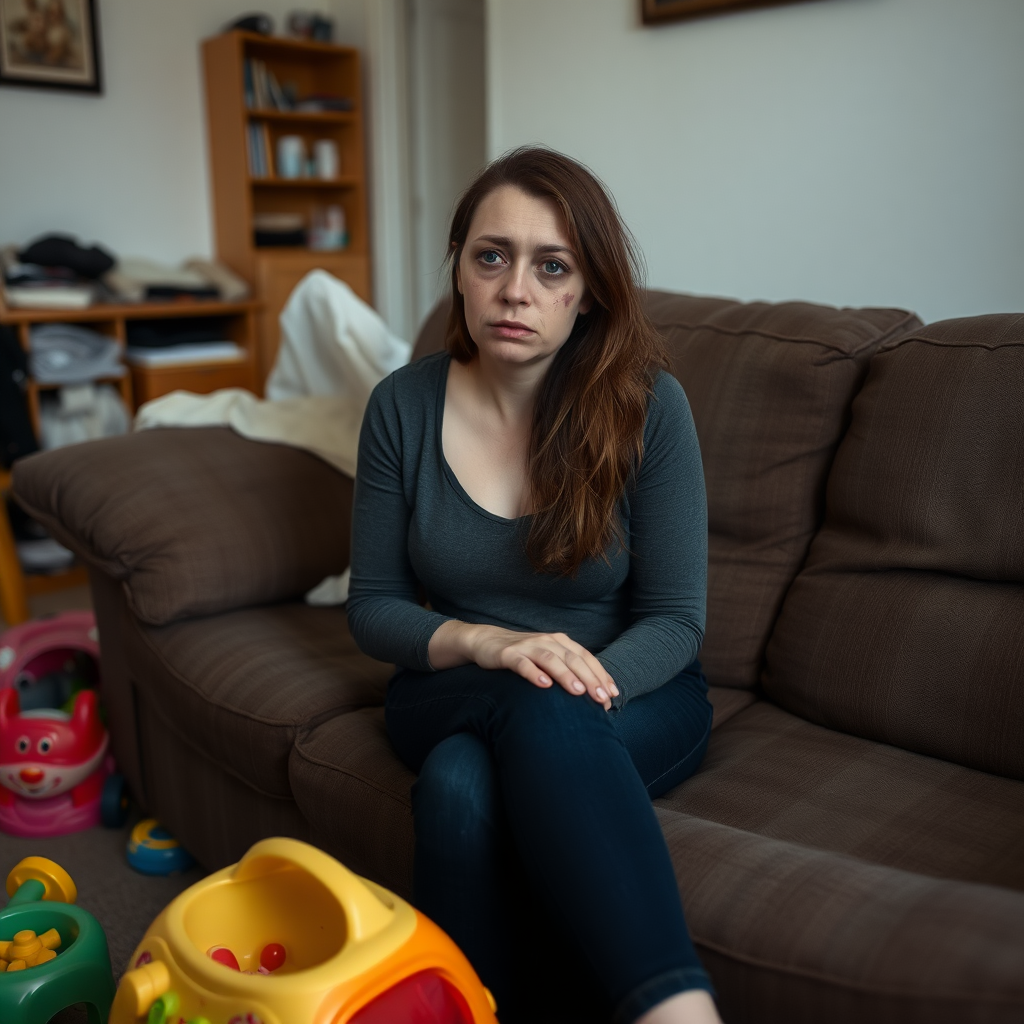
[385, 661, 714, 1024]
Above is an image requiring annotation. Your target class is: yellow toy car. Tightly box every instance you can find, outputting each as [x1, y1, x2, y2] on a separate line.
[110, 837, 499, 1024]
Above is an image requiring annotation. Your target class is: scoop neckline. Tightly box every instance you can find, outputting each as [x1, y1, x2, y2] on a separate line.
[433, 353, 532, 526]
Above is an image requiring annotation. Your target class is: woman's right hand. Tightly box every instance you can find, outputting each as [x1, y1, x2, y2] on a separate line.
[428, 620, 619, 709]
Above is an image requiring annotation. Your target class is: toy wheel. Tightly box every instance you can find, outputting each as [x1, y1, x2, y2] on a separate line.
[6, 856, 77, 904]
[101, 772, 131, 828]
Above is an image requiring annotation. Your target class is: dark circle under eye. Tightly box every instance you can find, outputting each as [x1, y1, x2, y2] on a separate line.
[38, 738, 52, 754]
[17, 737, 30, 753]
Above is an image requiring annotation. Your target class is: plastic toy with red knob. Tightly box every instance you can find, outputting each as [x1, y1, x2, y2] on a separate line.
[110, 837, 499, 1024]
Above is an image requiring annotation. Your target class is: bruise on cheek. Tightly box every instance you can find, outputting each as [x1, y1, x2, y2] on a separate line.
[561, 292, 575, 308]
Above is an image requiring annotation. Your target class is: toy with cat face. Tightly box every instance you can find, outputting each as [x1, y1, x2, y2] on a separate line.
[0, 688, 108, 805]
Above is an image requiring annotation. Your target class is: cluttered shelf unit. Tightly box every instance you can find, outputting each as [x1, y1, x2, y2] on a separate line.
[0, 292, 260, 625]
[0, 295, 261, 430]
[203, 30, 371, 386]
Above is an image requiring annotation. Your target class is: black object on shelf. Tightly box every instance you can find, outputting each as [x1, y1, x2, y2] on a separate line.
[126, 317, 229, 349]
[226, 13, 274, 35]
[19, 234, 115, 279]
[254, 229, 307, 248]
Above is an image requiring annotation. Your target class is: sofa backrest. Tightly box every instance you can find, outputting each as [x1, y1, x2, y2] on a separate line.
[764, 313, 1024, 779]
[646, 292, 920, 689]
[413, 291, 921, 690]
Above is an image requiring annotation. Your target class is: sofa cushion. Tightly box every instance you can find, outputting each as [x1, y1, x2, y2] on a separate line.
[291, 707, 416, 897]
[644, 292, 921, 690]
[764, 314, 1024, 778]
[659, 808, 1024, 1024]
[287, 684, 755, 899]
[660, 701, 1024, 891]
[12, 427, 353, 626]
[124, 603, 391, 799]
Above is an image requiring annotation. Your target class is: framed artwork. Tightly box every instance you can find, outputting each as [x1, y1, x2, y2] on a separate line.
[0, 0, 102, 93]
[642, 0, 815, 23]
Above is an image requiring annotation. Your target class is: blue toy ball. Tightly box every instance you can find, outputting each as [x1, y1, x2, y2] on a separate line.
[126, 819, 195, 876]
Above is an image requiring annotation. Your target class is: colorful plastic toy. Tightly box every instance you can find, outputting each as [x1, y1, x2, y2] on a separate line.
[111, 837, 499, 1024]
[0, 611, 100, 712]
[0, 687, 126, 836]
[127, 818, 196, 876]
[0, 856, 116, 1024]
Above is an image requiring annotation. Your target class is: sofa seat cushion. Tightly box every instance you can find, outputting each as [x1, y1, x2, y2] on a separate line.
[290, 702, 1024, 1021]
[126, 603, 392, 799]
[765, 313, 1024, 778]
[659, 808, 1024, 1023]
[287, 684, 753, 898]
[660, 701, 1024, 891]
[291, 707, 416, 897]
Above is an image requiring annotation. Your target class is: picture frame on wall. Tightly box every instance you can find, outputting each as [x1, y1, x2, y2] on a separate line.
[0, 0, 102, 93]
[642, 0, 813, 23]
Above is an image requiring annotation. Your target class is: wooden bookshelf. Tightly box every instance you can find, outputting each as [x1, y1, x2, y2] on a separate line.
[202, 31, 372, 387]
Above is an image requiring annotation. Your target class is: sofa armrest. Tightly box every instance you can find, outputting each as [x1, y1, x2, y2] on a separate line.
[12, 427, 353, 626]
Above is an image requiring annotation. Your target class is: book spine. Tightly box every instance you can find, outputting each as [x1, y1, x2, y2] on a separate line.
[246, 123, 257, 176]
[255, 60, 269, 110]
[243, 59, 255, 109]
[262, 122, 273, 177]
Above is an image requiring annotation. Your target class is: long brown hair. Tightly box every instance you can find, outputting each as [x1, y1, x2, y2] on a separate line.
[446, 147, 668, 576]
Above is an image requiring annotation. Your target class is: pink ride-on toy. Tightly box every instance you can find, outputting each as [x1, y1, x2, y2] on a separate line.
[0, 612, 129, 837]
[0, 611, 100, 712]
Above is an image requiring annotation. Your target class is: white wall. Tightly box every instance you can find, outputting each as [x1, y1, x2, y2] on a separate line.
[408, 0, 486, 326]
[486, 0, 1024, 324]
[0, 0, 368, 264]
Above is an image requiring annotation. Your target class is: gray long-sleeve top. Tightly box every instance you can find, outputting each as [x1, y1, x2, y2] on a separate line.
[347, 351, 708, 708]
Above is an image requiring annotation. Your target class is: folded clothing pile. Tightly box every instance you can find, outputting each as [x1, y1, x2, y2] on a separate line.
[2, 235, 115, 310]
[29, 323, 123, 385]
[38, 383, 130, 451]
[104, 257, 250, 303]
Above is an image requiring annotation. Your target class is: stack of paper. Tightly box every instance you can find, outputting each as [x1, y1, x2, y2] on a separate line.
[124, 342, 245, 367]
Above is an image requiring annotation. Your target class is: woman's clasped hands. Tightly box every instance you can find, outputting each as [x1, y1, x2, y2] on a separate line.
[428, 620, 619, 710]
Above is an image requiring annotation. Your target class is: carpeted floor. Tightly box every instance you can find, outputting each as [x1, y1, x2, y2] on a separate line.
[1, 813, 206, 1023]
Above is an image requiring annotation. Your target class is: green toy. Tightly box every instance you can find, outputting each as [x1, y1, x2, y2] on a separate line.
[0, 857, 116, 1024]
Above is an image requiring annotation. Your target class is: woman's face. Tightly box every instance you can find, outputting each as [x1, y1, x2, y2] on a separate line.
[457, 185, 592, 371]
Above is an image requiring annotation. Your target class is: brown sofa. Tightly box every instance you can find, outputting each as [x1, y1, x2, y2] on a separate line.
[12, 291, 1024, 1023]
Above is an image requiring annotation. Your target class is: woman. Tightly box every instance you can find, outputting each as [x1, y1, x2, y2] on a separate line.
[348, 147, 720, 1024]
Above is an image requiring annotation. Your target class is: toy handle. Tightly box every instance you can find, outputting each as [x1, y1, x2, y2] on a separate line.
[6, 857, 77, 906]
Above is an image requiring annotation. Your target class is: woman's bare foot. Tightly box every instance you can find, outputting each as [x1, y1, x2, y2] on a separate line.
[635, 988, 722, 1024]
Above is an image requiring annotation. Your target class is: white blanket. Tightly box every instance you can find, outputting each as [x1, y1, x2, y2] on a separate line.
[135, 270, 413, 604]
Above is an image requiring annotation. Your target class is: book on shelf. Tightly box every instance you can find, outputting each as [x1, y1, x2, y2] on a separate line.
[124, 341, 245, 367]
[246, 122, 273, 177]
[242, 58, 353, 114]
[244, 58, 293, 112]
